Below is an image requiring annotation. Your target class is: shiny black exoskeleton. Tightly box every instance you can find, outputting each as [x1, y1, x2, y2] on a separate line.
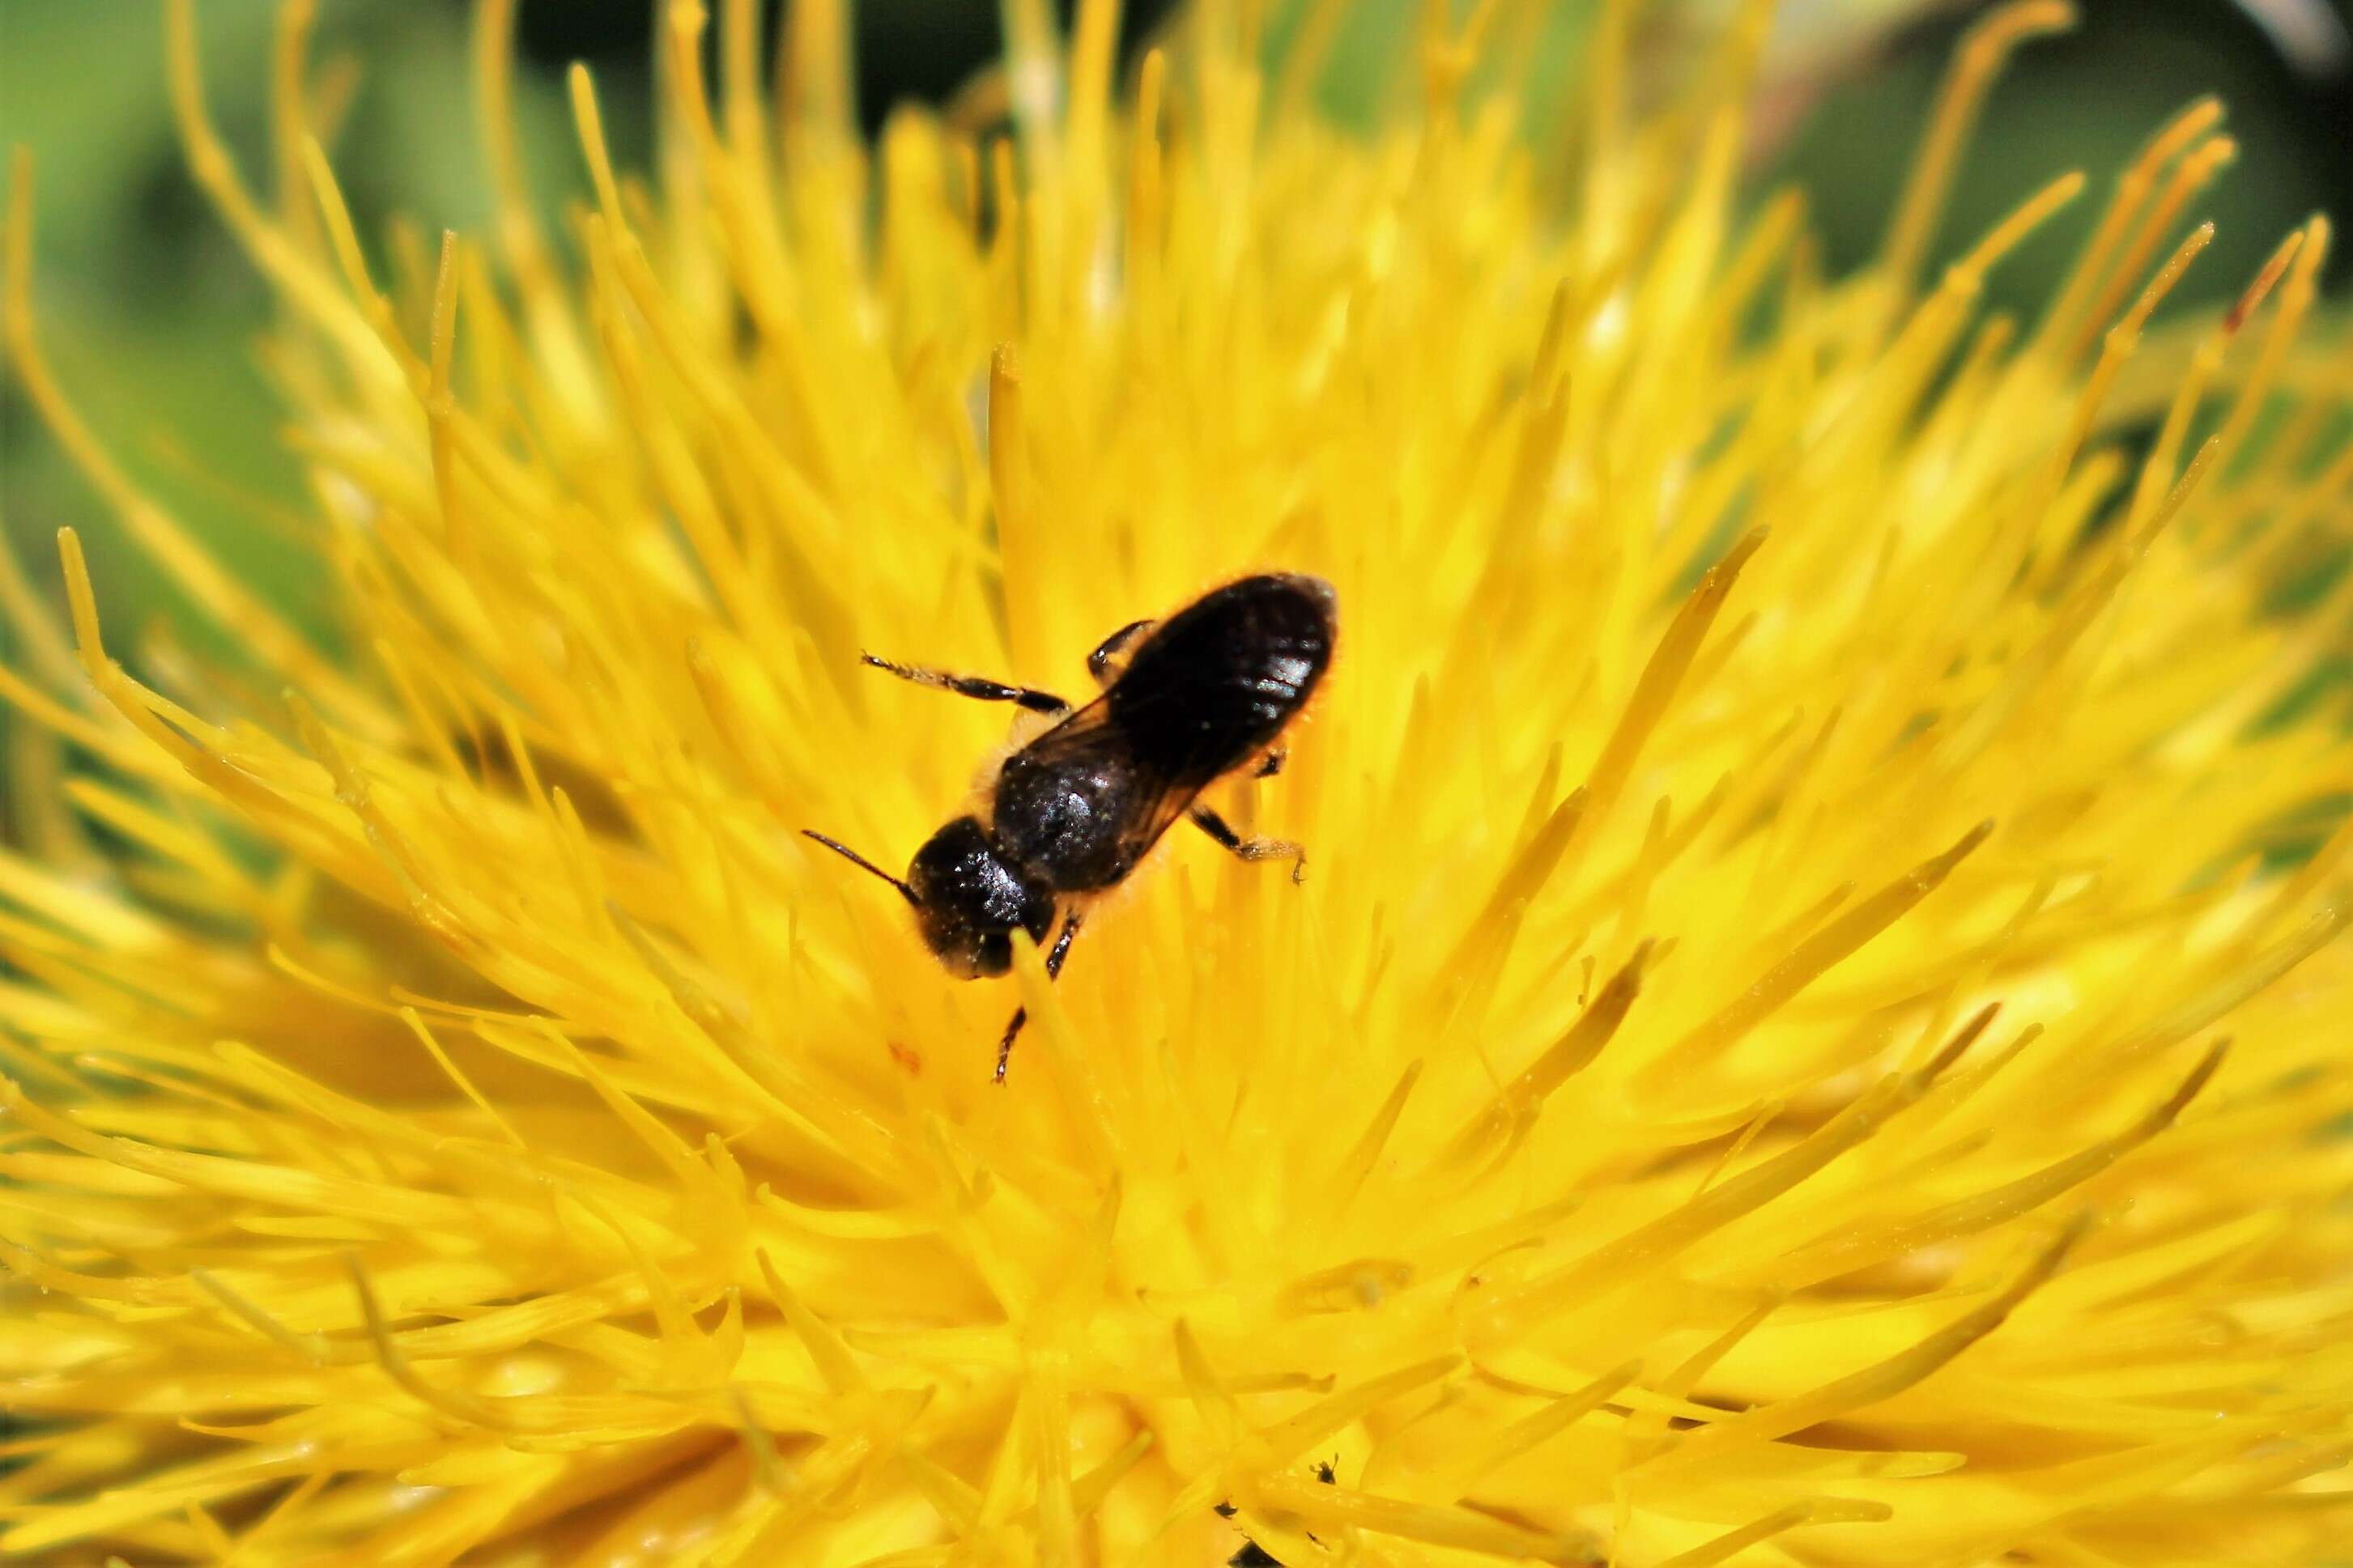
[805, 573, 1336, 1079]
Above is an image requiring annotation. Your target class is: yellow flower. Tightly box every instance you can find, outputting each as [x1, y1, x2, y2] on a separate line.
[5, 0, 2352, 1562]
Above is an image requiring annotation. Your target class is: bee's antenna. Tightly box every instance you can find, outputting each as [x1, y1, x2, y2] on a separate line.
[801, 830, 920, 905]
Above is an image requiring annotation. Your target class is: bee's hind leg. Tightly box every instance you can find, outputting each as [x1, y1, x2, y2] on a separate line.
[1189, 804, 1307, 884]
[1086, 619, 1154, 686]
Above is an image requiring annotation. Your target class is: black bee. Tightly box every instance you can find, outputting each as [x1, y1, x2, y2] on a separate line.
[805, 573, 1336, 1079]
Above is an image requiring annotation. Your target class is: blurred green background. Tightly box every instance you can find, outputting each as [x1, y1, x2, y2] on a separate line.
[2, 0, 2348, 657]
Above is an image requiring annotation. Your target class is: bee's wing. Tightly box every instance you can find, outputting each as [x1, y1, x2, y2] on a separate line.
[1015, 695, 1211, 869]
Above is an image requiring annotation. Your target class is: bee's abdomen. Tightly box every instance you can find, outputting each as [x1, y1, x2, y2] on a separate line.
[1111, 573, 1336, 780]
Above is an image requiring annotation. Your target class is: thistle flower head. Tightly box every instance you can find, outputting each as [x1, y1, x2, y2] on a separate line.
[3, 2, 2352, 1564]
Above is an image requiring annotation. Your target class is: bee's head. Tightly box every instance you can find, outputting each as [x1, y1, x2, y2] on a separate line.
[802, 818, 1053, 979]
[905, 817, 1055, 977]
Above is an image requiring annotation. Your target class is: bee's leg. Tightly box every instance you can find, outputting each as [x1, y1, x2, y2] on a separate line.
[1045, 908, 1085, 978]
[994, 1009, 1028, 1083]
[994, 910, 1085, 1082]
[1189, 804, 1308, 883]
[1086, 619, 1155, 686]
[860, 653, 1069, 715]
[1253, 745, 1287, 779]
